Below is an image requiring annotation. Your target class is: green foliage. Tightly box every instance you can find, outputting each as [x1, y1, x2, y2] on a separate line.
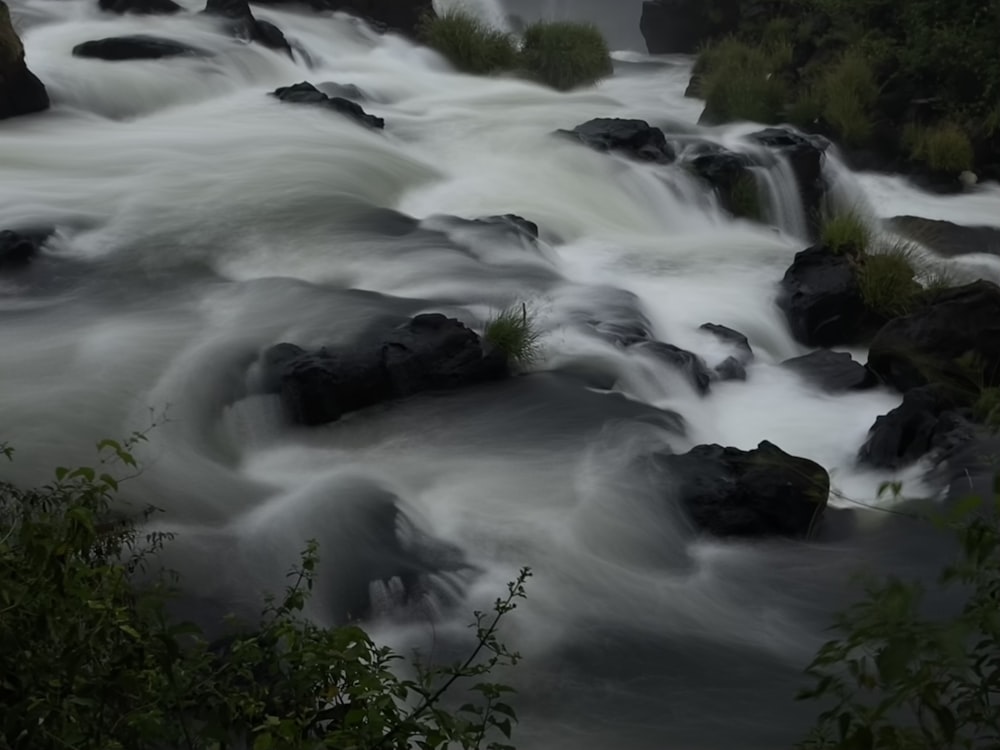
[484, 303, 541, 369]
[904, 122, 975, 175]
[973, 387, 1000, 428]
[821, 210, 873, 255]
[696, 37, 792, 124]
[814, 48, 879, 147]
[857, 243, 922, 319]
[0, 438, 528, 750]
[798, 495, 1000, 749]
[728, 171, 762, 221]
[518, 21, 613, 91]
[419, 10, 519, 76]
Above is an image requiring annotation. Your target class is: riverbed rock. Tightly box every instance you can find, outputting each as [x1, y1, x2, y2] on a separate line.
[98, 0, 182, 15]
[203, 0, 292, 56]
[0, 1, 49, 119]
[271, 82, 384, 129]
[0, 228, 50, 270]
[748, 128, 828, 236]
[654, 440, 830, 538]
[639, 0, 739, 54]
[684, 145, 756, 218]
[557, 118, 676, 164]
[700, 322, 753, 362]
[867, 280, 1000, 393]
[885, 215, 1000, 258]
[777, 245, 874, 347]
[262, 313, 509, 425]
[632, 340, 713, 395]
[73, 35, 209, 60]
[782, 350, 875, 393]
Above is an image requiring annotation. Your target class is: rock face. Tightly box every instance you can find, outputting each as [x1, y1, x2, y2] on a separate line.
[261, 313, 508, 426]
[782, 350, 875, 393]
[98, 0, 182, 15]
[202, 0, 292, 56]
[654, 441, 829, 538]
[885, 215, 1000, 258]
[867, 280, 1000, 393]
[685, 145, 756, 218]
[72, 36, 208, 60]
[0, 229, 49, 270]
[700, 322, 753, 381]
[639, 0, 739, 55]
[558, 118, 676, 164]
[271, 82, 384, 129]
[748, 128, 828, 235]
[633, 340, 713, 395]
[0, 1, 49, 119]
[251, 0, 434, 38]
[777, 245, 875, 347]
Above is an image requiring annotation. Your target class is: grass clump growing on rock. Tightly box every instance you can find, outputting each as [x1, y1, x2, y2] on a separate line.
[419, 10, 518, 75]
[904, 122, 975, 175]
[857, 242, 923, 319]
[519, 20, 613, 91]
[696, 37, 791, 124]
[812, 48, 879, 147]
[485, 303, 541, 368]
[821, 210, 873, 255]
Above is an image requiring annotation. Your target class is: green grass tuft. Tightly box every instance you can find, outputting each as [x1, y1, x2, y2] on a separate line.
[904, 122, 975, 175]
[419, 10, 518, 76]
[815, 48, 879, 147]
[519, 20, 613, 91]
[696, 37, 791, 124]
[484, 303, 541, 368]
[973, 387, 1000, 428]
[821, 210, 873, 255]
[857, 242, 923, 319]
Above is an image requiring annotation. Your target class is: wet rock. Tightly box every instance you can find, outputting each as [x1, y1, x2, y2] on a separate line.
[203, 0, 292, 56]
[777, 245, 874, 347]
[479, 214, 539, 241]
[72, 35, 209, 60]
[261, 313, 509, 425]
[748, 128, 828, 236]
[271, 82, 384, 129]
[867, 280, 1000, 393]
[0, 1, 49, 119]
[98, 0, 182, 15]
[557, 118, 676, 164]
[316, 81, 368, 102]
[250, 0, 434, 38]
[653, 440, 830, 538]
[684, 145, 757, 218]
[0, 229, 51, 270]
[632, 340, 713, 395]
[700, 322, 753, 362]
[885, 215, 1000, 258]
[782, 350, 875, 393]
[714, 356, 747, 382]
[639, 0, 738, 55]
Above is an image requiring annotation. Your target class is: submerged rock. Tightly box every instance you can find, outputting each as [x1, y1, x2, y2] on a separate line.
[0, 1, 49, 119]
[72, 35, 209, 60]
[782, 349, 875, 393]
[885, 215, 1000, 258]
[653, 440, 830, 538]
[0, 229, 51, 270]
[632, 340, 713, 395]
[685, 145, 756, 219]
[557, 118, 676, 164]
[98, 0, 182, 14]
[747, 128, 828, 236]
[261, 313, 509, 425]
[700, 322, 753, 363]
[202, 0, 292, 56]
[271, 82, 384, 129]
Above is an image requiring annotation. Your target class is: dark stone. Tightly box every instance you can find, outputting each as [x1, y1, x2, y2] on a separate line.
[557, 118, 676, 164]
[685, 145, 756, 217]
[653, 440, 830, 538]
[316, 81, 367, 102]
[699, 322, 753, 362]
[202, 0, 292, 56]
[859, 385, 973, 469]
[714, 356, 747, 382]
[98, 0, 182, 14]
[777, 245, 875, 347]
[0, 229, 50, 270]
[249, 0, 434, 38]
[261, 313, 509, 425]
[480, 214, 539, 241]
[72, 35, 209, 60]
[631, 340, 713, 395]
[639, 0, 739, 55]
[271, 82, 384, 129]
[782, 350, 875, 393]
[885, 216, 1000, 258]
[748, 128, 829, 236]
[0, 2, 50, 119]
[867, 280, 1000, 393]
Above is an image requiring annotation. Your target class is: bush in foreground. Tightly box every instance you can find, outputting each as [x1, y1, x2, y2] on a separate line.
[821, 210, 872, 255]
[485, 303, 541, 368]
[0, 438, 527, 750]
[857, 244, 923, 320]
[519, 21, 613, 91]
[420, 10, 519, 75]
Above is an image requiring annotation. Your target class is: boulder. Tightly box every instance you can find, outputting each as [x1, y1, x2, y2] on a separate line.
[250, 0, 434, 38]
[0, 228, 50, 270]
[858, 385, 973, 469]
[714, 356, 747, 382]
[885, 215, 1000, 258]
[98, 0, 182, 14]
[748, 128, 828, 236]
[316, 81, 367, 102]
[271, 82, 384, 129]
[0, 1, 49, 119]
[261, 313, 509, 425]
[782, 349, 875, 393]
[632, 340, 713, 395]
[202, 0, 292, 56]
[867, 280, 1000, 393]
[777, 245, 875, 347]
[699, 322, 753, 363]
[685, 145, 757, 218]
[639, 0, 739, 55]
[653, 440, 829, 538]
[557, 118, 676, 164]
[73, 35, 209, 60]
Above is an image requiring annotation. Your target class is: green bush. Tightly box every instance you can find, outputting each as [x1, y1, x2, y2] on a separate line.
[905, 122, 975, 174]
[973, 386, 1000, 428]
[821, 210, 873, 255]
[0, 437, 528, 750]
[815, 48, 879, 146]
[419, 10, 518, 75]
[518, 21, 613, 91]
[485, 303, 541, 368]
[697, 37, 792, 124]
[857, 242, 922, 319]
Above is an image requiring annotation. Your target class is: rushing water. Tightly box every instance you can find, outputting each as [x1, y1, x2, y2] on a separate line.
[3, 1, 1000, 747]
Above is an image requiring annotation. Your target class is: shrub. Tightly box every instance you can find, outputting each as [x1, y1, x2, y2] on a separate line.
[697, 37, 791, 124]
[973, 386, 1000, 428]
[856, 242, 922, 319]
[485, 303, 541, 368]
[0, 438, 528, 750]
[815, 48, 879, 146]
[420, 10, 518, 76]
[821, 210, 873, 255]
[518, 21, 613, 91]
[905, 122, 975, 174]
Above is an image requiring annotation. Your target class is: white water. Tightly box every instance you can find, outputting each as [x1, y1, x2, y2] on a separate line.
[1, 2, 991, 747]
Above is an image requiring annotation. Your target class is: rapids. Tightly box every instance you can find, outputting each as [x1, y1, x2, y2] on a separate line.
[2, 0, 999, 747]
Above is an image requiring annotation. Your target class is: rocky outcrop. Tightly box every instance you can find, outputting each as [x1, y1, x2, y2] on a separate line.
[261, 313, 509, 426]
[747, 128, 828, 236]
[202, 0, 291, 57]
[700, 322, 753, 381]
[653, 440, 829, 538]
[251, 0, 434, 38]
[271, 82, 384, 129]
[0, 228, 50, 270]
[782, 350, 875, 393]
[639, 0, 739, 55]
[98, 0, 182, 15]
[684, 145, 757, 218]
[867, 280, 1000, 393]
[885, 216, 1000, 258]
[777, 245, 876, 347]
[72, 36, 209, 61]
[557, 118, 676, 164]
[0, 1, 49, 119]
[633, 340, 713, 395]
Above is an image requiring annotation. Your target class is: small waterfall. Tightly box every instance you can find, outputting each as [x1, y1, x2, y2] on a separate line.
[753, 155, 809, 239]
[434, 0, 513, 29]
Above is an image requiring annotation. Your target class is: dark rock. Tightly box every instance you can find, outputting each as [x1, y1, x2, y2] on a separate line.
[685, 145, 756, 218]
[714, 355, 747, 382]
[0, 2, 49, 119]
[699, 322, 753, 363]
[72, 35, 209, 60]
[639, 0, 739, 55]
[859, 385, 973, 469]
[249, 0, 434, 38]
[867, 280, 1000, 393]
[782, 350, 875, 393]
[480, 214, 539, 241]
[202, 0, 292, 56]
[777, 245, 875, 347]
[631, 341, 713, 395]
[316, 81, 367, 102]
[557, 118, 676, 164]
[653, 440, 830, 538]
[885, 216, 1000, 258]
[748, 128, 829, 236]
[261, 313, 509, 425]
[271, 82, 384, 129]
[98, 0, 182, 14]
[0, 228, 51, 270]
